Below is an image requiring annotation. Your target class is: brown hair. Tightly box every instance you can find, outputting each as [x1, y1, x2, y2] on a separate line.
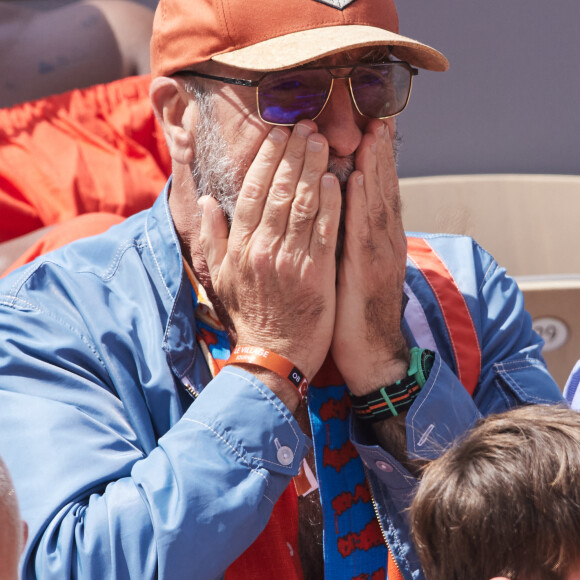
[410, 404, 580, 580]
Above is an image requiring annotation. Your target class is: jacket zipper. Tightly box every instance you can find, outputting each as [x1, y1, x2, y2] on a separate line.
[181, 376, 199, 399]
[368, 477, 404, 580]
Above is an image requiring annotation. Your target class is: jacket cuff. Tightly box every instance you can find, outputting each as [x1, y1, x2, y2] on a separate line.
[185, 366, 311, 480]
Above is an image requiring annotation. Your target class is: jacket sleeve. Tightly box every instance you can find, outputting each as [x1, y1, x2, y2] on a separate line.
[350, 239, 565, 578]
[0, 298, 309, 580]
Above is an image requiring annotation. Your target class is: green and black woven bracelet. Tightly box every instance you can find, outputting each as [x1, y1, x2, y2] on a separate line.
[349, 348, 435, 423]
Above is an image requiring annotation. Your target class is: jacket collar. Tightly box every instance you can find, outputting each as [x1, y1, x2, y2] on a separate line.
[145, 179, 199, 379]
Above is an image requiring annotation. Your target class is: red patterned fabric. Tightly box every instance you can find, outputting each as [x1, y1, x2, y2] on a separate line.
[225, 486, 304, 580]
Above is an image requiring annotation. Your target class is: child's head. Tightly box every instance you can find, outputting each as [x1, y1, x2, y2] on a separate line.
[410, 405, 580, 580]
[0, 456, 27, 580]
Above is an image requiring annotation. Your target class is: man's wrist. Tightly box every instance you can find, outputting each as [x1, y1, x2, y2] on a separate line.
[225, 346, 309, 413]
[344, 346, 410, 396]
[239, 366, 302, 413]
[227, 345, 309, 396]
[349, 348, 435, 422]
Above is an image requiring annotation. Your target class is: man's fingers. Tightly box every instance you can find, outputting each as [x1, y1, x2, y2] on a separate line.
[198, 195, 229, 283]
[259, 121, 317, 239]
[375, 123, 401, 218]
[375, 123, 407, 252]
[285, 132, 330, 249]
[355, 128, 385, 220]
[342, 169, 371, 260]
[353, 121, 403, 235]
[229, 126, 290, 245]
[310, 172, 341, 259]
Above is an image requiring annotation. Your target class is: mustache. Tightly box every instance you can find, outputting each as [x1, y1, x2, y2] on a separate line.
[327, 155, 355, 188]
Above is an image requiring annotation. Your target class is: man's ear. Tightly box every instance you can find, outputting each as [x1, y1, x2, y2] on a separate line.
[150, 76, 196, 165]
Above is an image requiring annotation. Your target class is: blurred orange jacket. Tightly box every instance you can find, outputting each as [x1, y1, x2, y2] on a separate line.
[0, 74, 171, 244]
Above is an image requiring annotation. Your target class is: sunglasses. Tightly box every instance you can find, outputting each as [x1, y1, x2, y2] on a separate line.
[174, 61, 418, 126]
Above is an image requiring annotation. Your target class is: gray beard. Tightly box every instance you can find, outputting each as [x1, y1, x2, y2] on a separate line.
[191, 96, 242, 222]
[191, 95, 399, 262]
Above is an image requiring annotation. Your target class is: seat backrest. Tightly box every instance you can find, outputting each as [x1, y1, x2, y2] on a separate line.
[400, 174, 580, 389]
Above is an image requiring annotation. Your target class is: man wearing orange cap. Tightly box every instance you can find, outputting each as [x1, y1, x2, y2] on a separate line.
[0, 0, 564, 578]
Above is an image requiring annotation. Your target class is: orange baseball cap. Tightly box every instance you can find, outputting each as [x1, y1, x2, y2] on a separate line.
[150, 0, 449, 77]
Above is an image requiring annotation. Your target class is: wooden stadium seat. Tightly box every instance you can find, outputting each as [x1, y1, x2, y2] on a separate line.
[400, 174, 580, 389]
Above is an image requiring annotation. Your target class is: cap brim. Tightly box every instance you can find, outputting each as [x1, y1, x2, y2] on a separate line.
[212, 24, 449, 72]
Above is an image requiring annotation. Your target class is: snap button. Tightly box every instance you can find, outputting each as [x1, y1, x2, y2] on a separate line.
[277, 446, 294, 466]
[375, 460, 393, 472]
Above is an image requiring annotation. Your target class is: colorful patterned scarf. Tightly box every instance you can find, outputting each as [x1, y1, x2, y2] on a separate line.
[184, 262, 399, 579]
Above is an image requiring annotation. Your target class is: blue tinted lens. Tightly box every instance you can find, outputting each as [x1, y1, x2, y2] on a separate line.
[257, 63, 412, 124]
[258, 70, 331, 124]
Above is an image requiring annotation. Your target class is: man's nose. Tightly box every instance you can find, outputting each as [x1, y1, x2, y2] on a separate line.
[315, 79, 366, 157]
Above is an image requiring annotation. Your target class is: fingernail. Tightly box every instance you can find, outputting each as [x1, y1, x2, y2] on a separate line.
[322, 174, 335, 189]
[378, 124, 386, 137]
[307, 136, 324, 152]
[356, 173, 364, 187]
[270, 127, 288, 143]
[371, 140, 377, 154]
[296, 123, 313, 138]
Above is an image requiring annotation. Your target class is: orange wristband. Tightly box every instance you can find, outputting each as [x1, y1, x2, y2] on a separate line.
[226, 345, 309, 400]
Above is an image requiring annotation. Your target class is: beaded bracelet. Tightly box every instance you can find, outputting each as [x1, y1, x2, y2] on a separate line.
[226, 345, 309, 401]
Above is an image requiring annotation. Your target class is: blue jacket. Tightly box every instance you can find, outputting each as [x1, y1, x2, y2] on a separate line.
[0, 184, 564, 579]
